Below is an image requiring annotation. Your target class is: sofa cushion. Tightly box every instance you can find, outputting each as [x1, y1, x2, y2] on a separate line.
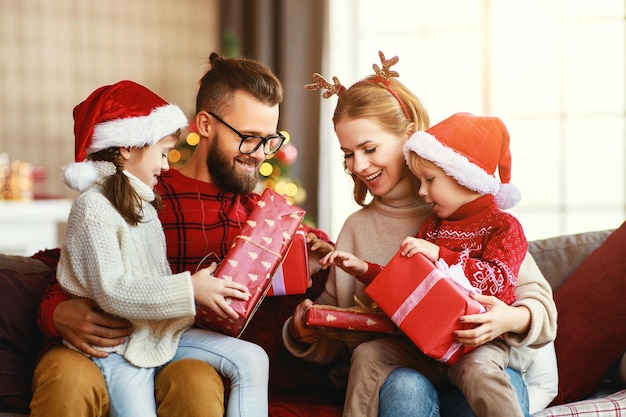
[532, 389, 626, 417]
[528, 229, 612, 291]
[552, 222, 626, 405]
[0, 268, 51, 413]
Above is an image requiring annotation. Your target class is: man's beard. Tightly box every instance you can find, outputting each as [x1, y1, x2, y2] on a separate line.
[207, 137, 259, 194]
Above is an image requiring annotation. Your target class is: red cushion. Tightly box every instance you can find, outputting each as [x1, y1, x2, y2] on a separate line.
[269, 396, 342, 417]
[552, 222, 626, 404]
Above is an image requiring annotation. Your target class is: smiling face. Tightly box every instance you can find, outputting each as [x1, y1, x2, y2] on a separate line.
[335, 117, 409, 198]
[121, 134, 178, 188]
[205, 91, 280, 194]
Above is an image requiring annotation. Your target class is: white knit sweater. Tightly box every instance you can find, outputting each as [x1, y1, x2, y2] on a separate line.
[57, 162, 196, 368]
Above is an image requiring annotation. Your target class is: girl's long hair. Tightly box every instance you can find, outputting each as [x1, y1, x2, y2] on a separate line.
[87, 147, 162, 225]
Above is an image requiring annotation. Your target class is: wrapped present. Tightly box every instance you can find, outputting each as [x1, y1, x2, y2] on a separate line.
[195, 188, 306, 337]
[267, 228, 309, 296]
[305, 303, 396, 334]
[365, 252, 485, 365]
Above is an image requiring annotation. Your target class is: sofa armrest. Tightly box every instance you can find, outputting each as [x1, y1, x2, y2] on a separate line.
[0, 254, 51, 274]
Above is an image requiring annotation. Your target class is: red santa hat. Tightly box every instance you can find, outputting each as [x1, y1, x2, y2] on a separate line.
[63, 80, 188, 191]
[403, 112, 521, 209]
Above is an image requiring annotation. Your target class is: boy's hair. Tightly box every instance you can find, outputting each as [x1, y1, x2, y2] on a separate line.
[406, 151, 439, 180]
[196, 52, 284, 116]
[333, 77, 430, 206]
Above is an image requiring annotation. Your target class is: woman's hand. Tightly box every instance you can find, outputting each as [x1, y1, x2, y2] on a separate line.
[453, 293, 531, 346]
[53, 298, 132, 358]
[192, 262, 251, 320]
[288, 298, 319, 344]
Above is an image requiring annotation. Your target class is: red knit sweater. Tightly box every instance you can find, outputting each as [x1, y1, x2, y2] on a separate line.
[417, 195, 527, 304]
[358, 195, 527, 305]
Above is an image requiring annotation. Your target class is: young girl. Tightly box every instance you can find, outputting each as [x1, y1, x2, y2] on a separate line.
[322, 112, 530, 417]
[283, 51, 558, 417]
[57, 80, 269, 417]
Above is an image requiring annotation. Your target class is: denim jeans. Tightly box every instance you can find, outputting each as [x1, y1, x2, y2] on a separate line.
[93, 328, 269, 417]
[379, 367, 530, 417]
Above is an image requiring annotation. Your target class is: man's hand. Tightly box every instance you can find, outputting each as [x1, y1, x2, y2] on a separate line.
[306, 232, 334, 275]
[54, 298, 132, 358]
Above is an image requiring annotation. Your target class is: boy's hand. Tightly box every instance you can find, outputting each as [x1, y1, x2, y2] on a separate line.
[319, 250, 368, 277]
[400, 236, 440, 262]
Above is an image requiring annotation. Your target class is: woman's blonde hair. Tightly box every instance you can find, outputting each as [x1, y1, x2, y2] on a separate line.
[333, 76, 430, 206]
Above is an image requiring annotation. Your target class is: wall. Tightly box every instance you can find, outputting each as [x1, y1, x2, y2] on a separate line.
[0, 0, 219, 198]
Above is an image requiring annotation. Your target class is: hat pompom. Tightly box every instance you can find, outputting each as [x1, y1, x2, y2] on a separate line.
[63, 160, 99, 192]
[495, 182, 521, 210]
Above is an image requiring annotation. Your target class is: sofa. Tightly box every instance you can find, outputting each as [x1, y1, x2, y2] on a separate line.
[1, 226, 625, 417]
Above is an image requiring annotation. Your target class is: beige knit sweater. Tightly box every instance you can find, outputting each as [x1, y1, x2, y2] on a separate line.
[282, 175, 557, 364]
[57, 164, 195, 368]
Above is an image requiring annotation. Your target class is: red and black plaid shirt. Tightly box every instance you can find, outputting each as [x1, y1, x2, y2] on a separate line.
[156, 169, 262, 274]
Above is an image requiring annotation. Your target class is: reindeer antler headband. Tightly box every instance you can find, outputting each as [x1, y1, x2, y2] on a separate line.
[305, 51, 410, 119]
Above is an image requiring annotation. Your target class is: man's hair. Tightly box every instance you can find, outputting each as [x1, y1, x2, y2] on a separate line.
[196, 52, 284, 116]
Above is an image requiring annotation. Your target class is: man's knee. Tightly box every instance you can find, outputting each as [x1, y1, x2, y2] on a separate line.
[155, 359, 225, 417]
[30, 345, 108, 417]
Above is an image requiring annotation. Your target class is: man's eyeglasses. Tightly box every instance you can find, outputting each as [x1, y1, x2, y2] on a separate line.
[208, 112, 285, 155]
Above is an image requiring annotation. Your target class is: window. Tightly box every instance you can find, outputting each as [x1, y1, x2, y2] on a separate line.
[319, 0, 625, 241]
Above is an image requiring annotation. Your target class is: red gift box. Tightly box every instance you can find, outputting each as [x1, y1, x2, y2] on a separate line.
[365, 252, 484, 365]
[195, 188, 306, 337]
[305, 304, 396, 334]
[267, 228, 309, 296]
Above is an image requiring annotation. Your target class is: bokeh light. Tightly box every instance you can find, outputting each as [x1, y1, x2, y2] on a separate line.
[168, 149, 182, 164]
[186, 132, 200, 146]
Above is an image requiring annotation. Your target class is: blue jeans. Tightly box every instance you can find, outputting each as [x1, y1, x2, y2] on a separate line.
[93, 328, 269, 417]
[379, 367, 530, 417]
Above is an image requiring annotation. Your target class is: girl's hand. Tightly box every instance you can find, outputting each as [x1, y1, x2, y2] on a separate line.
[319, 250, 368, 276]
[453, 293, 530, 346]
[191, 262, 251, 320]
[289, 298, 319, 344]
[400, 237, 440, 262]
